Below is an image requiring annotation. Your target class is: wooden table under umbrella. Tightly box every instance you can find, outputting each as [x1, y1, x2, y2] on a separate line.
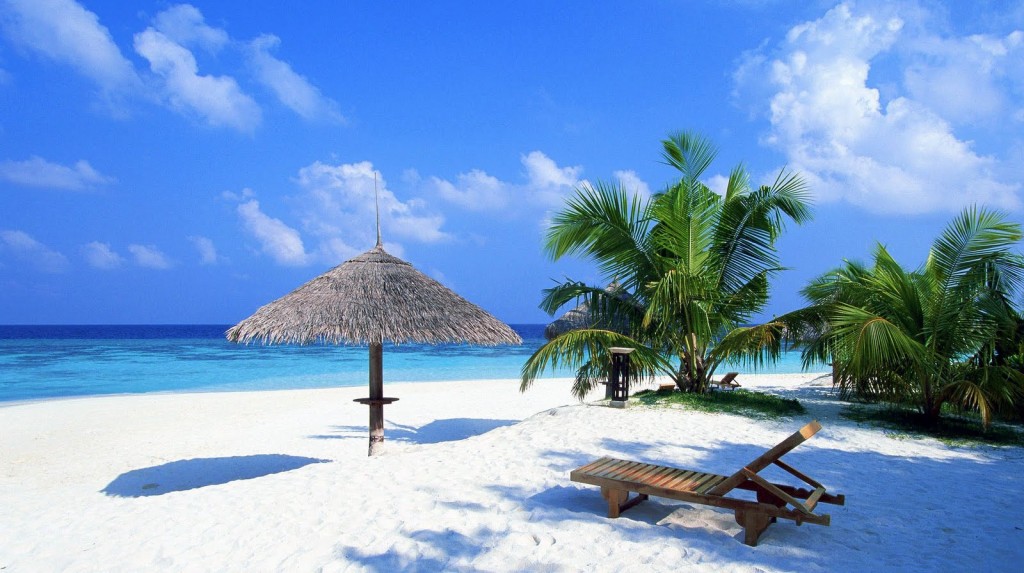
[226, 242, 521, 455]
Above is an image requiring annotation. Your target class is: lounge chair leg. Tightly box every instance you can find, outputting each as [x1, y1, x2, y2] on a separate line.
[600, 487, 647, 518]
[735, 509, 773, 547]
[601, 487, 625, 518]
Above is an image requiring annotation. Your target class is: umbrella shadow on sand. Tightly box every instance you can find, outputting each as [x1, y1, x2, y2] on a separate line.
[311, 418, 518, 445]
[102, 454, 330, 498]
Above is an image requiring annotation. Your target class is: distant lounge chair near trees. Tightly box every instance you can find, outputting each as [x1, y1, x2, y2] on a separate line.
[712, 372, 741, 391]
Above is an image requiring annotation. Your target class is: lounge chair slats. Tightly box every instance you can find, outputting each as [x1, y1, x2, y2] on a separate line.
[633, 463, 667, 482]
[647, 465, 681, 487]
[663, 470, 699, 490]
[578, 457, 617, 475]
[690, 472, 720, 492]
[695, 475, 726, 494]
[569, 420, 845, 547]
[591, 458, 634, 479]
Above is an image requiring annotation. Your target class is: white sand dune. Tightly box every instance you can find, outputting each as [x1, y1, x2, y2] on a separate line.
[2, 373, 1023, 572]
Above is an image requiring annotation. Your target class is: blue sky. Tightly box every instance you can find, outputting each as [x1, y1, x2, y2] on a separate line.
[1, 0, 1022, 325]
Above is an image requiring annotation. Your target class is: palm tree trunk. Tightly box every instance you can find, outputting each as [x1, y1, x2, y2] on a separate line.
[920, 373, 940, 425]
[676, 352, 708, 393]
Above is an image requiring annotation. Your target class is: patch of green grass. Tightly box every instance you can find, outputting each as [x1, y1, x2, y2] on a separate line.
[631, 388, 805, 419]
[841, 405, 1024, 447]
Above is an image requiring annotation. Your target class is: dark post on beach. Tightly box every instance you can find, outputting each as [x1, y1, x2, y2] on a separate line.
[609, 347, 634, 408]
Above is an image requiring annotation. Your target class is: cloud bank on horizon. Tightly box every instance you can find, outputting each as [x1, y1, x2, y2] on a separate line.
[0, 0, 1021, 322]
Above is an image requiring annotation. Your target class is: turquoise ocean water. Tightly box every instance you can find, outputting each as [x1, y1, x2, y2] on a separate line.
[0, 325, 822, 403]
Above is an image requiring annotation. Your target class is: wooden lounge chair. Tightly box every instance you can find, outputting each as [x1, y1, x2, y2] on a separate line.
[713, 372, 741, 390]
[569, 420, 845, 546]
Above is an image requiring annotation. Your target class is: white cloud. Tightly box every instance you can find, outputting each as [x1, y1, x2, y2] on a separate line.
[432, 169, 508, 211]
[134, 27, 261, 132]
[522, 151, 585, 206]
[230, 162, 449, 266]
[0, 156, 115, 190]
[246, 34, 343, 123]
[734, 2, 1021, 214]
[0, 0, 139, 95]
[296, 160, 449, 249]
[236, 199, 309, 266]
[2, 2, 342, 129]
[82, 241, 123, 269]
[704, 174, 730, 197]
[523, 151, 581, 188]
[0, 229, 69, 272]
[144, 5, 340, 126]
[432, 151, 586, 213]
[401, 169, 422, 186]
[187, 235, 219, 265]
[128, 244, 172, 269]
[220, 187, 254, 202]
[152, 4, 228, 52]
[904, 30, 1024, 124]
[613, 170, 651, 198]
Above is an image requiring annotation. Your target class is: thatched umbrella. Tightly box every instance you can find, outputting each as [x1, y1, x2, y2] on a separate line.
[226, 242, 521, 456]
[544, 303, 591, 340]
[544, 282, 629, 340]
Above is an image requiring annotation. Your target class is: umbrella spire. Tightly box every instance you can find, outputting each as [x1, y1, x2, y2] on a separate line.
[374, 172, 382, 247]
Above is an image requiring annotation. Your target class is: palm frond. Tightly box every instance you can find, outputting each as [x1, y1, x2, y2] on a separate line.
[927, 207, 1023, 345]
[544, 181, 654, 285]
[650, 181, 719, 276]
[713, 170, 811, 295]
[831, 303, 927, 376]
[723, 163, 750, 203]
[661, 131, 718, 183]
[713, 321, 789, 372]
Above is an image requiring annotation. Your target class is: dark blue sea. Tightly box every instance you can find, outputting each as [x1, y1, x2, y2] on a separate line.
[0, 325, 818, 403]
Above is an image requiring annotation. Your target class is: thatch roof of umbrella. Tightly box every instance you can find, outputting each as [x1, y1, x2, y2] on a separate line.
[227, 243, 521, 456]
[226, 245, 521, 347]
[544, 303, 592, 340]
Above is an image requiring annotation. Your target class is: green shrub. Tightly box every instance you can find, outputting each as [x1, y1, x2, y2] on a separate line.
[841, 405, 1024, 446]
[631, 388, 805, 419]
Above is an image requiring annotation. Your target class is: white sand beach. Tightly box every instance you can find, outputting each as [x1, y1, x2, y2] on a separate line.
[2, 374, 1023, 572]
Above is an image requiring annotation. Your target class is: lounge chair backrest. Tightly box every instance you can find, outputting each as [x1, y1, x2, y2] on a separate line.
[720, 372, 737, 384]
[706, 420, 822, 496]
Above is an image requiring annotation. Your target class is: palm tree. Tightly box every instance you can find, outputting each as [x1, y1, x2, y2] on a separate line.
[779, 207, 1024, 428]
[520, 131, 812, 398]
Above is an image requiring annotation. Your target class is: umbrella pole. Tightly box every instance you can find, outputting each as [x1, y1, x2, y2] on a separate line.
[368, 342, 384, 456]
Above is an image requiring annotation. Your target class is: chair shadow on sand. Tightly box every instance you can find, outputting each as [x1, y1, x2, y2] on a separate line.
[102, 454, 330, 498]
[310, 418, 517, 445]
